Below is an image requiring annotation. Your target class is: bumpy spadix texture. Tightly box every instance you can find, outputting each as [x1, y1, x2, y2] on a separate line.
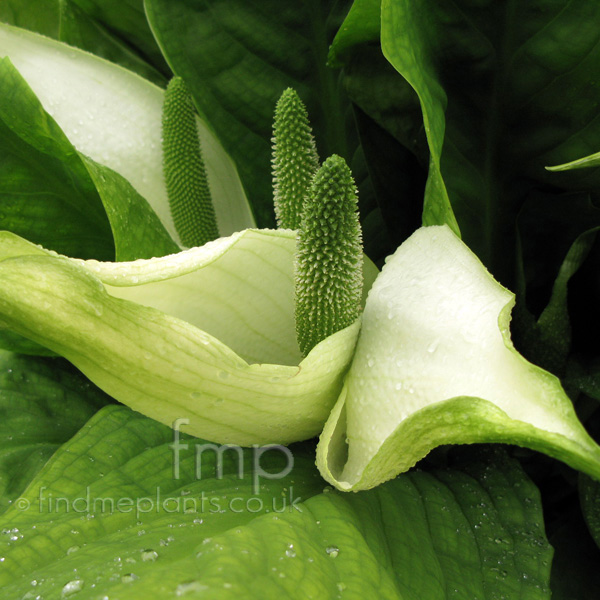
[295, 155, 363, 356]
[272, 88, 319, 229]
[162, 76, 219, 247]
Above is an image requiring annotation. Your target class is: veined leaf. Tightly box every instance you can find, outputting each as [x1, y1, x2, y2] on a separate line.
[0, 351, 110, 515]
[317, 225, 600, 490]
[0, 404, 325, 597]
[0, 229, 378, 445]
[0, 405, 553, 599]
[0, 22, 255, 246]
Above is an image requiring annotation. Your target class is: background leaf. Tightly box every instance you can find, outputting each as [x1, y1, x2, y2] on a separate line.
[0, 350, 110, 515]
[513, 192, 600, 374]
[548, 503, 600, 600]
[0, 409, 553, 598]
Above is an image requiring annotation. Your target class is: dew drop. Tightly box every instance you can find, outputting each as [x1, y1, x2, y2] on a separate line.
[62, 579, 84, 596]
[325, 546, 339, 558]
[66, 545, 80, 555]
[285, 545, 296, 558]
[121, 574, 138, 584]
[140, 549, 158, 562]
[176, 581, 209, 596]
[427, 340, 439, 353]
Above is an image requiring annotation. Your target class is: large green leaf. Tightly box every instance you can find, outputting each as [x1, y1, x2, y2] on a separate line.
[145, 0, 355, 227]
[0, 405, 553, 598]
[317, 225, 600, 491]
[0, 404, 325, 598]
[0, 0, 166, 84]
[0, 229, 378, 445]
[0, 350, 110, 515]
[0, 22, 255, 246]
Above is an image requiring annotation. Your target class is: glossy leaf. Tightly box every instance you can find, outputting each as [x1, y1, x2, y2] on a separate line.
[0, 351, 110, 514]
[0, 53, 178, 277]
[0, 408, 552, 599]
[0, 55, 114, 261]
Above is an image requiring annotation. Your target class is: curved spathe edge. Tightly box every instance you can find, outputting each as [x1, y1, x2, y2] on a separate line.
[316, 225, 600, 491]
[317, 391, 600, 492]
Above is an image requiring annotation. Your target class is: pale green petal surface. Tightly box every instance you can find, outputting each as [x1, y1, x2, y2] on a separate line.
[317, 225, 600, 491]
[0, 22, 254, 243]
[0, 229, 377, 446]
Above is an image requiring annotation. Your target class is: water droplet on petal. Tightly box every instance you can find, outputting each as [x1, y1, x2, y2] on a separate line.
[62, 579, 84, 596]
